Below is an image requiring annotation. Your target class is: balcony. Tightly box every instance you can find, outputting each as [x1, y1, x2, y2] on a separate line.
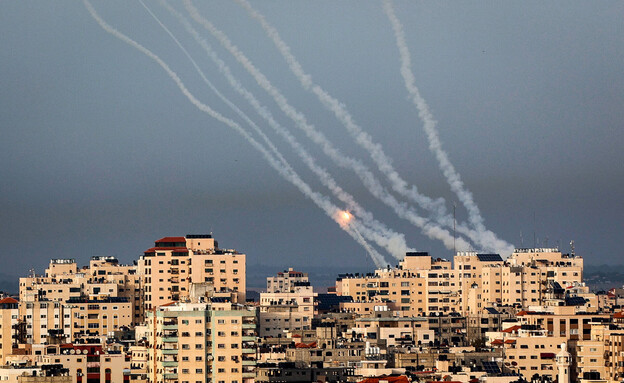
[242, 372, 255, 378]
[162, 361, 178, 367]
[162, 337, 178, 343]
[242, 322, 255, 329]
[242, 360, 255, 366]
[242, 348, 255, 354]
[163, 324, 178, 330]
[164, 373, 178, 380]
[162, 349, 178, 354]
[242, 336, 256, 342]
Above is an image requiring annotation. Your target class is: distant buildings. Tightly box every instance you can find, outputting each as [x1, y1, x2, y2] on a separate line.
[4, 234, 624, 383]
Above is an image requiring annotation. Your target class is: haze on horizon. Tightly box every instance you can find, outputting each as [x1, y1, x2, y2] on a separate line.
[1, 1, 623, 278]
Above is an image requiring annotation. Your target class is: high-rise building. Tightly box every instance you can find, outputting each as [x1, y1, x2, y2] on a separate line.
[139, 234, 246, 311]
[145, 301, 256, 383]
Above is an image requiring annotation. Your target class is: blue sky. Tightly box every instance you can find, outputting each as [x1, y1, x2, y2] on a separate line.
[1, 1, 623, 278]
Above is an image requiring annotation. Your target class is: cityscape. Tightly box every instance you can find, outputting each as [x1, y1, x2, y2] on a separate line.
[1, 234, 623, 383]
[1, 1, 623, 383]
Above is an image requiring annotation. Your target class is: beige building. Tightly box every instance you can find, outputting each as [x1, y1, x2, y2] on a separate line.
[350, 316, 433, 347]
[19, 257, 143, 332]
[0, 298, 20, 364]
[259, 269, 316, 338]
[140, 234, 246, 311]
[145, 301, 256, 383]
[40, 344, 130, 383]
[336, 248, 585, 318]
[266, 268, 308, 293]
[336, 252, 460, 316]
[490, 328, 566, 379]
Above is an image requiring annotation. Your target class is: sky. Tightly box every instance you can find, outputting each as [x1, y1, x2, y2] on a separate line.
[1, 1, 623, 284]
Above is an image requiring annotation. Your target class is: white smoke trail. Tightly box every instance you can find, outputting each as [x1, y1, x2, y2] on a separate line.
[150, 0, 412, 259]
[160, 0, 412, 259]
[235, 0, 514, 255]
[83, 0, 388, 267]
[183, 0, 473, 254]
[382, 0, 514, 256]
[234, 1, 447, 227]
[137, 0, 290, 178]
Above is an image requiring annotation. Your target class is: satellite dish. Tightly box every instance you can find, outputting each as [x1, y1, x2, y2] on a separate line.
[70, 350, 75, 354]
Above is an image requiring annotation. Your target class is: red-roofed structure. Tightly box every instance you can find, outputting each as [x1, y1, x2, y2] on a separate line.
[0, 297, 18, 304]
[155, 237, 186, 243]
[358, 376, 409, 383]
[503, 325, 521, 333]
[491, 339, 504, 345]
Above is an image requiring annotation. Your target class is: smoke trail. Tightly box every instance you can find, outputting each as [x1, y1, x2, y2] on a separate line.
[234, 1, 447, 227]
[159, 0, 412, 259]
[184, 0, 473, 254]
[236, 0, 514, 255]
[82, 0, 388, 267]
[382, 0, 514, 255]
[137, 0, 290, 179]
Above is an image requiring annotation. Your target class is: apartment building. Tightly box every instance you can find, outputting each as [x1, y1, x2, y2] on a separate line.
[259, 269, 316, 338]
[515, 309, 610, 341]
[140, 234, 246, 311]
[454, 252, 505, 313]
[0, 297, 20, 364]
[65, 297, 133, 342]
[19, 257, 143, 326]
[490, 328, 566, 379]
[266, 268, 308, 293]
[335, 252, 460, 316]
[145, 301, 256, 383]
[41, 344, 130, 383]
[350, 315, 433, 347]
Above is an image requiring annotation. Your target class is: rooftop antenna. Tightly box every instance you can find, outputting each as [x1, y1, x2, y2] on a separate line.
[533, 211, 536, 248]
[570, 240, 575, 257]
[520, 231, 524, 247]
[453, 202, 456, 256]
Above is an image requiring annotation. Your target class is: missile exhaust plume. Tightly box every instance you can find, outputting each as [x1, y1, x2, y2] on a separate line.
[235, 0, 452, 231]
[83, 0, 388, 268]
[159, 0, 412, 259]
[234, 0, 508, 255]
[138, 0, 290, 176]
[184, 0, 472, 254]
[382, 0, 514, 256]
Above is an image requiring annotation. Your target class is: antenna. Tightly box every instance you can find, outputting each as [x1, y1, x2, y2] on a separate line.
[533, 211, 536, 248]
[570, 240, 575, 256]
[520, 231, 523, 247]
[453, 202, 456, 255]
